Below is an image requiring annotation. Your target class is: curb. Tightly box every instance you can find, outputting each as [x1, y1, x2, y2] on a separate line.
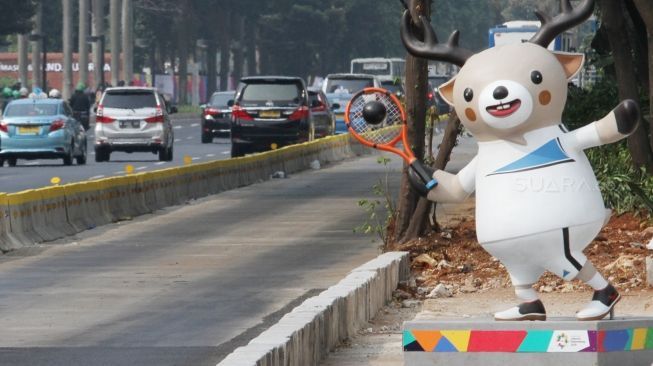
[217, 251, 410, 366]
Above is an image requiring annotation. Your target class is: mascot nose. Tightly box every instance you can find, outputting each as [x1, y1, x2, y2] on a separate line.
[493, 86, 509, 100]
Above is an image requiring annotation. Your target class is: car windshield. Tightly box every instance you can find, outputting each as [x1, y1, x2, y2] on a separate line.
[239, 81, 302, 107]
[4, 103, 59, 117]
[382, 81, 403, 95]
[325, 78, 372, 94]
[210, 93, 234, 108]
[103, 91, 157, 109]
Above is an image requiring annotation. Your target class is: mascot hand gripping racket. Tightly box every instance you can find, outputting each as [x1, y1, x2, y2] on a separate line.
[348, 0, 641, 321]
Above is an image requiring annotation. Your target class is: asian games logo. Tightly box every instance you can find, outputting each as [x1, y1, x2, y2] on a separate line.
[556, 332, 570, 349]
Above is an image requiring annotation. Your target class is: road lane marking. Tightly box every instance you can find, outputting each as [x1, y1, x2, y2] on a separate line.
[192, 157, 200, 161]
[191, 123, 199, 127]
[174, 139, 181, 143]
[89, 175, 105, 180]
[206, 154, 216, 157]
[154, 161, 166, 165]
[136, 166, 148, 171]
[174, 126, 182, 130]
[113, 171, 124, 175]
[222, 151, 230, 155]
[186, 136, 193, 140]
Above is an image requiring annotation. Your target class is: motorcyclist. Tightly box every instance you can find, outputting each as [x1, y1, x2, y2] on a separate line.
[69, 83, 91, 130]
[19, 87, 29, 99]
[48, 89, 62, 99]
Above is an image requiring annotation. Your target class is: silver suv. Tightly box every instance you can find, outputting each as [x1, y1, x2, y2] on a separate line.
[94, 87, 175, 162]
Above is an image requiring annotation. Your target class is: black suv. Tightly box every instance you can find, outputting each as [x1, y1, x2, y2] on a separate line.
[230, 76, 311, 157]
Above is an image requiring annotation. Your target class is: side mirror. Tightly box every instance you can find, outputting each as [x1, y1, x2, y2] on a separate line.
[331, 103, 340, 111]
[170, 106, 178, 114]
[227, 100, 234, 107]
[93, 105, 97, 113]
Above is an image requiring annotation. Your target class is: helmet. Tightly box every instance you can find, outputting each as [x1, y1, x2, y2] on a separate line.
[48, 89, 62, 98]
[28, 92, 37, 99]
[19, 87, 29, 97]
[76, 82, 86, 91]
[12, 90, 20, 98]
[2, 87, 12, 98]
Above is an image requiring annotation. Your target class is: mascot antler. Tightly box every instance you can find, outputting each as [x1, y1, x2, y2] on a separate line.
[530, 0, 595, 47]
[399, 10, 473, 67]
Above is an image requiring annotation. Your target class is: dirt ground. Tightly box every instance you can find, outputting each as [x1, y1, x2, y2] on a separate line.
[320, 200, 653, 366]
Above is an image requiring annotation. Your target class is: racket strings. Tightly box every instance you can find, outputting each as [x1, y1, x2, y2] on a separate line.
[348, 92, 403, 145]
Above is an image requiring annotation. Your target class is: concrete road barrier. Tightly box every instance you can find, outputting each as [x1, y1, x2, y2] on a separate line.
[217, 252, 410, 366]
[0, 133, 371, 252]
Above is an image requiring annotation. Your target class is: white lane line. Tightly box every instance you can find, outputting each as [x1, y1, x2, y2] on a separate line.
[88, 175, 105, 180]
[136, 166, 148, 171]
[174, 126, 183, 130]
[186, 136, 193, 140]
[191, 123, 199, 127]
[206, 153, 216, 157]
[113, 171, 124, 175]
[221, 151, 230, 155]
[154, 161, 166, 165]
[192, 157, 200, 161]
[174, 139, 181, 143]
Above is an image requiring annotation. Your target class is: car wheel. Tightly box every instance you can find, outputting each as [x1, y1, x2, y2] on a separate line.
[165, 145, 174, 162]
[94, 148, 108, 162]
[0, 159, 4, 167]
[158, 147, 168, 162]
[8, 158, 17, 167]
[231, 142, 247, 158]
[201, 132, 213, 144]
[63, 143, 74, 166]
[76, 143, 87, 165]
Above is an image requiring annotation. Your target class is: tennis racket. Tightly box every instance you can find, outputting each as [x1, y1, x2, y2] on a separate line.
[345, 87, 438, 191]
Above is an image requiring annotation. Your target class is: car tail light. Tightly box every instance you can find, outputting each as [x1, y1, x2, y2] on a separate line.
[49, 119, 65, 132]
[0, 122, 7, 133]
[428, 92, 434, 100]
[288, 106, 309, 120]
[145, 106, 164, 123]
[232, 105, 253, 121]
[203, 107, 220, 116]
[311, 104, 327, 113]
[96, 115, 116, 123]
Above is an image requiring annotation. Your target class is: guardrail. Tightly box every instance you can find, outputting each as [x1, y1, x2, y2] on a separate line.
[0, 134, 368, 252]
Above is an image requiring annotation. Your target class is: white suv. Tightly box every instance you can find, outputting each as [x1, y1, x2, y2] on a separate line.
[94, 87, 175, 162]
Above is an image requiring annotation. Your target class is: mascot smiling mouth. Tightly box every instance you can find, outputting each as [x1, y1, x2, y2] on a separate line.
[486, 99, 522, 118]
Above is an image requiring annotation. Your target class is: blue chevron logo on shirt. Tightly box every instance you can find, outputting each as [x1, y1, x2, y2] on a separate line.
[487, 138, 575, 176]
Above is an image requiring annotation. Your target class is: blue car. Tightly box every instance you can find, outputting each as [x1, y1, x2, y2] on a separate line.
[0, 98, 88, 167]
[325, 91, 353, 134]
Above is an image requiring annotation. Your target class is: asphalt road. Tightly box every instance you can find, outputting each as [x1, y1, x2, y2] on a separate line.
[0, 153, 401, 366]
[0, 115, 231, 193]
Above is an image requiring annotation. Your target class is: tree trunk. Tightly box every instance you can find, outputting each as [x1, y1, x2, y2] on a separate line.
[176, 0, 191, 104]
[206, 42, 218, 97]
[395, 0, 431, 243]
[31, 1, 43, 88]
[632, 0, 653, 162]
[244, 17, 257, 76]
[17, 34, 28, 87]
[231, 15, 245, 86]
[218, 10, 231, 91]
[62, 0, 73, 99]
[78, 0, 90, 88]
[109, 0, 120, 86]
[121, 0, 134, 83]
[599, 0, 653, 170]
[92, 0, 105, 89]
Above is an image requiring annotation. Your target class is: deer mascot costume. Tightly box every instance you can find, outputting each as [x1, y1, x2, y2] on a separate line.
[402, 0, 641, 321]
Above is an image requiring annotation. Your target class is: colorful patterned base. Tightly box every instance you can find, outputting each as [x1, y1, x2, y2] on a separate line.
[404, 327, 653, 353]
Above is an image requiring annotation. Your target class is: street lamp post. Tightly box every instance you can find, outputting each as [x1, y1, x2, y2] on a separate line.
[87, 35, 106, 88]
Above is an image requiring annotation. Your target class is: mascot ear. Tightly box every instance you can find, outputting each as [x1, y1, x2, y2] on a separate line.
[553, 52, 584, 80]
[437, 77, 456, 106]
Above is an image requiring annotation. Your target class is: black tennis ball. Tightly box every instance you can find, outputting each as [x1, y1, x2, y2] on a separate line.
[362, 101, 387, 125]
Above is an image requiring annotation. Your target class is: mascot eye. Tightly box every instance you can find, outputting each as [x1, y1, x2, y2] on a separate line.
[463, 88, 474, 102]
[531, 70, 543, 85]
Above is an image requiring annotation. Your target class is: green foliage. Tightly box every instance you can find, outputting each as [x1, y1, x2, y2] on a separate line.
[0, 0, 36, 36]
[563, 77, 619, 131]
[587, 143, 653, 216]
[354, 156, 396, 248]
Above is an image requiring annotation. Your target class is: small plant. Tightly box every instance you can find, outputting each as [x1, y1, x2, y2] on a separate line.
[354, 156, 397, 248]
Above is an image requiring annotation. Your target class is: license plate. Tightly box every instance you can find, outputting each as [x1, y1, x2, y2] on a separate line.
[119, 120, 140, 128]
[336, 114, 345, 120]
[17, 126, 40, 135]
[259, 110, 280, 119]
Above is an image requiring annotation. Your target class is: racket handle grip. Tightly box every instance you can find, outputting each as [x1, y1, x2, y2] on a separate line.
[409, 161, 438, 191]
